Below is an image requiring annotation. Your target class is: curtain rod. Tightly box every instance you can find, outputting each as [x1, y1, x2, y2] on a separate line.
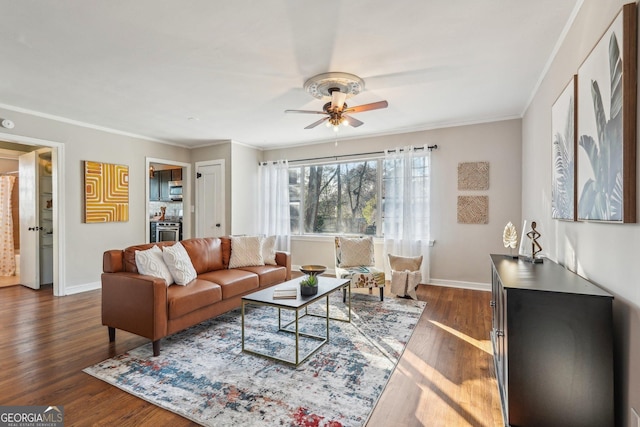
[260, 144, 438, 165]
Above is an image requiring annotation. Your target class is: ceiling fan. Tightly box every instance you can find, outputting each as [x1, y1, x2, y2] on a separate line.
[285, 72, 388, 130]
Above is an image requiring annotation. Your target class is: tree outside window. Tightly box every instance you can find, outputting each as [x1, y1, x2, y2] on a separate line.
[289, 160, 379, 235]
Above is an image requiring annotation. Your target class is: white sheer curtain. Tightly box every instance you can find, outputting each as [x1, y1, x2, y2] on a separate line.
[383, 146, 431, 282]
[258, 160, 291, 252]
[0, 175, 16, 276]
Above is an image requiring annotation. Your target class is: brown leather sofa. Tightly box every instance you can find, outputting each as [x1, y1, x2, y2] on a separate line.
[101, 236, 291, 356]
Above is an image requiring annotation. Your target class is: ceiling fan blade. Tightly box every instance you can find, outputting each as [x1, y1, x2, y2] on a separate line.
[344, 100, 389, 114]
[342, 115, 364, 128]
[331, 91, 347, 110]
[305, 117, 329, 129]
[285, 109, 326, 115]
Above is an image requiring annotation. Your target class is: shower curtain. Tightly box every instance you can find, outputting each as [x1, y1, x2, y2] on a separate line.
[0, 175, 16, 276]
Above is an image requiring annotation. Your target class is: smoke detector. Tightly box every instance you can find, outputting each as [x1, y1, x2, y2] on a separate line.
[1, 119, 15, 129]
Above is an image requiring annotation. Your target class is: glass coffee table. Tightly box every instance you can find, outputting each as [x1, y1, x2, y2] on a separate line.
[241, 276, 351, 366]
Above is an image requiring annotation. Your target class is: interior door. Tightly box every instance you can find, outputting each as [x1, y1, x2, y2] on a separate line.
[196, 162, 224, 238]
[18, 151, 39, 289]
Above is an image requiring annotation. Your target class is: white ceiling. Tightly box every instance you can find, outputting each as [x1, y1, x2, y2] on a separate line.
[0, 1, 580, 149]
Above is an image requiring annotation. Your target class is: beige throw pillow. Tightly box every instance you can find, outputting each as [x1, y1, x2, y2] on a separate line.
[229, 236, 265, 268]
[135, 245, 174, 286]
[388, 254, 423, 272]
[262, 235, 277, 265]
[339, 236, 374, 267]
[162, 242, 197, 285]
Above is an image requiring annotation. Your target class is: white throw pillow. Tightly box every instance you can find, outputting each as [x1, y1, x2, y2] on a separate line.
[229, 236, 265, 268]
[339, 236, 374, 267]
[135, 245, 174, 286]
[162, 242, 197, 285]
[262, 235, 277, 265]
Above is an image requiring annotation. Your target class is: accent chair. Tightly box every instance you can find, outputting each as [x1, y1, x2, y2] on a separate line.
[334, 236, 385, 301]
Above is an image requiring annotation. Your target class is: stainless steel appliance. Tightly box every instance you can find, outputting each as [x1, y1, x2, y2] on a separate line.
[156, 221, 180, 242]
[168, 180, 183, 201]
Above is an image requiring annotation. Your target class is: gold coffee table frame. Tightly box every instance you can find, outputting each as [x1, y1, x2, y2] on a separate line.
[241, 277, 351, 367]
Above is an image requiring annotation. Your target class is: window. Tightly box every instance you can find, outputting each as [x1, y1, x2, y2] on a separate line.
[289, 159, 380, 236]
[289, 150, 430, 237]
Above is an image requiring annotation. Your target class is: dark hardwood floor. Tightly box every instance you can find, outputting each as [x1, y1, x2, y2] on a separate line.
[0, 283, 502, 426]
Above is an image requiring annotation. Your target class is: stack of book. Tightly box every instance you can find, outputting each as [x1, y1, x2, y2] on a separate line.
[273, 285, 297, 299]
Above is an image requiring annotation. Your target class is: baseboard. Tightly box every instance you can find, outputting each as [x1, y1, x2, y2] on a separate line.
[65, 281, 101, 295]
[428, 278, 490, 292]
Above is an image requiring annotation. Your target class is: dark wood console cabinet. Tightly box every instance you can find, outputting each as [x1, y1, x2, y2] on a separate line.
[490, 255, 614, 427]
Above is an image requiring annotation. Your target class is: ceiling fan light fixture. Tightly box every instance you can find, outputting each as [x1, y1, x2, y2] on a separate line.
[286, 72, 387, 130]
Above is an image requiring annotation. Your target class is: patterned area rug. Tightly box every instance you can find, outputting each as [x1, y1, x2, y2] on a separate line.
[84, 293, 426, 427]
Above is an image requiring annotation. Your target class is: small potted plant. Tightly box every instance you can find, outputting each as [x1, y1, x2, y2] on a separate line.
[300, 274, 319, 296]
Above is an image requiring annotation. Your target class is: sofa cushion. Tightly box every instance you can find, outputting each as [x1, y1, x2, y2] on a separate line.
[229, 236, 265, 268]
[182, 237, 224, 274]
[163, 242, 197, 285]
[134, 245, 174, 285]
[167, 279, 223, 320]
[221, 237, 231, 268]
[262, 235, 277, 265]
[237, 265, 287, 287]
[197, 269, 259, 299]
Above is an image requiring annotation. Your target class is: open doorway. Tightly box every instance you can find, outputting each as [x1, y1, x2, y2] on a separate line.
[0, 145, 53, 289]
[0, 133, 64, 296]
[146, 157, 191, 244]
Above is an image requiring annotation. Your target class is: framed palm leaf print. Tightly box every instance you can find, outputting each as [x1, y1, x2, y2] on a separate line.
[552, 75, 577, 221]
[577, 3, 637, 222]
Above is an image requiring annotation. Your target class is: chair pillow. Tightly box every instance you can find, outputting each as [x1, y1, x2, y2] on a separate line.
[388, 254, 423, 272]
[229, 236, 265, 268]
[338, 236, 374, 267]
[162, 242, 197, 285]
[262, 235, 277, 265]
[135, 245, 174, 286]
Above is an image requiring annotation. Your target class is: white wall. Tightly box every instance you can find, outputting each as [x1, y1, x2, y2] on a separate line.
[230, 142, 260, 235]
[264, 119, 522, 287]
[522, 1, 639, 425]
[0, 106, 191, 294]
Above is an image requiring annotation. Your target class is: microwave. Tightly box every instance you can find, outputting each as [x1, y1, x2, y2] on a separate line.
[168, 180, 183, 201]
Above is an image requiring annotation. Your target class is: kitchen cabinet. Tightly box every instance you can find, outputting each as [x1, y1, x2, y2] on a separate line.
[171, 168, 182, 181]
[159, 170, 171, 201]
[149, 173, 160, 201]
[149, 170, 174, 201]
[490, 255, 614, 427]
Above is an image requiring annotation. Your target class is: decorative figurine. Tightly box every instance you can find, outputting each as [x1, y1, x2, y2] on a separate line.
[502, 222, 518, 258]
[525, 221, 543, 263]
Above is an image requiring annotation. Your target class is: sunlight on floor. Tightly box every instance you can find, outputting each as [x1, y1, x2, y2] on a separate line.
[397, 349, 495, 427]
[429, 320, 492, 354]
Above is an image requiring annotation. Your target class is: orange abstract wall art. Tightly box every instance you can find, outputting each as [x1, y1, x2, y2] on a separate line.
[84, 161, 129, 223]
